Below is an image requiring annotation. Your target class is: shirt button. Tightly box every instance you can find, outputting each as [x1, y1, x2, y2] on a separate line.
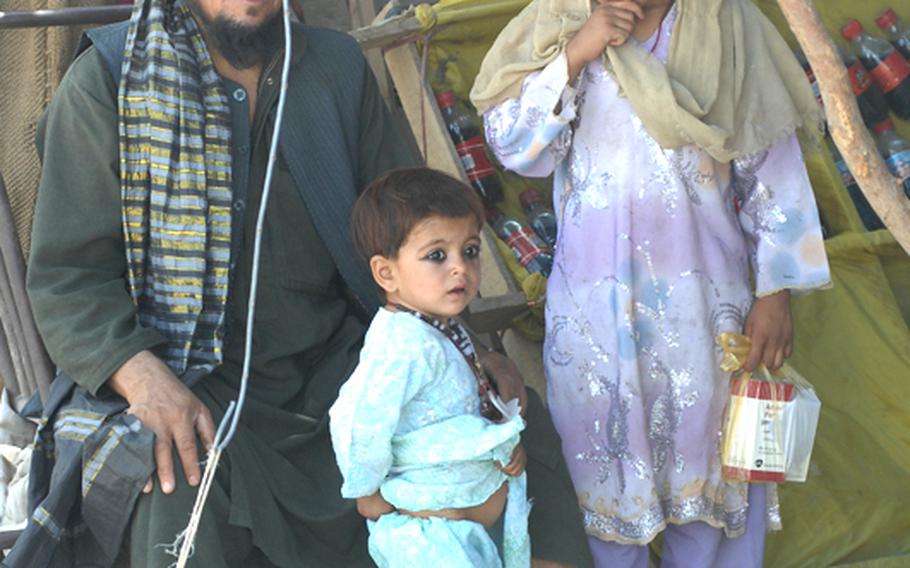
[266, 77, 275, 86]
[237, 144, 249, 155]
[232, 88, 247, 102]
[233, 199, 245, 212]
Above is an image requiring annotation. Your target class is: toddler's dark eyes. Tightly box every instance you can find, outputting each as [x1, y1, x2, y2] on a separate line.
[425, 250, 446, 262]
[464, 244, 480, 259]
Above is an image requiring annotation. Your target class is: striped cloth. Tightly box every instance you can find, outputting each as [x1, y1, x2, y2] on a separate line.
[118, 0, 233, 376]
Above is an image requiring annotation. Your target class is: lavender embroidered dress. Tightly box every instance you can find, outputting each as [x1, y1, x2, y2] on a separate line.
[483, 7, 830, 545]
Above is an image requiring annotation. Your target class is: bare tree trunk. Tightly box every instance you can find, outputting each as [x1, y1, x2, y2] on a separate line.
[776, 0, 910, 255]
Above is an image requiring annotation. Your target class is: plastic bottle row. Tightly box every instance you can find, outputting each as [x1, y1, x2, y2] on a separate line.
[796, 9, 910, 232]
[487, 189, 558, 278]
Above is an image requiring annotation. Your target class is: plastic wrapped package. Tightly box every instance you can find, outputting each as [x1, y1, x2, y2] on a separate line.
[717, 333, 821, 483]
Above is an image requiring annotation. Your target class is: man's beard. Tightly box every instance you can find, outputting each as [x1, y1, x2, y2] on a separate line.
[188, 2, 284, 69]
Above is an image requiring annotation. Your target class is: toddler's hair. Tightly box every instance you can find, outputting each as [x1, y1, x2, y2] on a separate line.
[352, 167, 485, 260]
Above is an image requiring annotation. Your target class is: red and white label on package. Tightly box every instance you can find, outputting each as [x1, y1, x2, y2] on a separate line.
[722, 379, 795, 483]
[869, 51, 910, 94]
[847, 62, 874, 97]
[455, 136, 497, 183]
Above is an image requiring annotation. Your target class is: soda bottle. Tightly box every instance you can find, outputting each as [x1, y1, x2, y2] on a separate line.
[794, 48, 824, 109]
[486, 207, 553, 277]
[519, 188, 558, 248]
[827, 139, 885, 231]
[842, 51, 891, 128]
[841, 19, 910, 120]
[872, 118, 910, 200]
[876, 8, 910, 60]
[436, 90, 504, 204]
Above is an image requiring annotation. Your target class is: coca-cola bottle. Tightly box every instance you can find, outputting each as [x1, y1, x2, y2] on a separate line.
[436, 90, 504, 204]
[519, 188, 558, 249]
[872, 118, 910, 200]
[841, 19, 910, 120]
[486, 207, 553, 277]
[827, 139, 884, 231]
[876, 8, 910, 60]
[843, 51, 891, 127]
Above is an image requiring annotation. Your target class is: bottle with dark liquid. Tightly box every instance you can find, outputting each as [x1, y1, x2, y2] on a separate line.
[436, 90, 504, 204]
[843, 51, 892, 127]
[842, 19, 910, 120]
[795, 47, 890, 128]
[876, 8, 910, 60]
[827, 139, 885, 231]
[519, 188, 558, 249]
[872, 118, 910, 200]
[486, 207, 553, 277]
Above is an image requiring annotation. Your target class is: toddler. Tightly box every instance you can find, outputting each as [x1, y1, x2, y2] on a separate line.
[329, 167, 530, 568]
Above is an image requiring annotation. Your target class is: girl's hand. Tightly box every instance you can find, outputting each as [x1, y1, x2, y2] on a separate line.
[356, 491, 395, 520]
[566, 0, 644, 81]
[743, 290, 793, 372]
[478, 349, 528, 417]
[497, 444, 527, 477]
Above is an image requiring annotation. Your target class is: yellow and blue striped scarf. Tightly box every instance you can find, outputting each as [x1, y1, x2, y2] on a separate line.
[118, 0, 233, 375]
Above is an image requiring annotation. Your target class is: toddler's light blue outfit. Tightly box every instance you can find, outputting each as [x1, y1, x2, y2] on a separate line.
[329, 308, 531, 567]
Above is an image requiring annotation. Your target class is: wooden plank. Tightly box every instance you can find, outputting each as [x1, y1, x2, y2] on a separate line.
[349, 11, 422, 50]
[465, 293, 528, 335]
[382, 41, 516, 299]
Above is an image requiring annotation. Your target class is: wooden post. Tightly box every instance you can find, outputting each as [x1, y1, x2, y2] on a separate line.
[776, 0, 910, 255]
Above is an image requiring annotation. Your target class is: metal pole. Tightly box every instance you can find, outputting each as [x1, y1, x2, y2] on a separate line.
[0, 6, 131, 29]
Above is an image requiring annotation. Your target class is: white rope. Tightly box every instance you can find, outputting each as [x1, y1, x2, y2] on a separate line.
[174, 0, 293, 564]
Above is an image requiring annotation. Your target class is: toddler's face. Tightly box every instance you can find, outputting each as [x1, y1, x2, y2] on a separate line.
[381, 215, 482, 320]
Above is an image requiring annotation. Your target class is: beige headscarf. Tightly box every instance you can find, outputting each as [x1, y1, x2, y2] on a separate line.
[470, 0, 823, 163]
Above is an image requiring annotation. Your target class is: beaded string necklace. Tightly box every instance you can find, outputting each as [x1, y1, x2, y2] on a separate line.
[391, 304, 503, 422]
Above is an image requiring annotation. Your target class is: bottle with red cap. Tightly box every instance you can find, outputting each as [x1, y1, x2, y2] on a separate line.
[841, 19, 910, 120]
[871, 118, 910, 200]
[435, 90, 504, 204]
[876, 8, 910, 60]
[843, 50, 892, 128]
[486, 207, 553, 277]
[796, 46, 890, 129]
[519, 188, 558, 249]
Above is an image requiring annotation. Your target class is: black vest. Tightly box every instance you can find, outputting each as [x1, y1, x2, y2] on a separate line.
[80, 21, 381, 315]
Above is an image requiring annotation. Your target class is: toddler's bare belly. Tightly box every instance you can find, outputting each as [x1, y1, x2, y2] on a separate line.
[398, 481, 507, 528]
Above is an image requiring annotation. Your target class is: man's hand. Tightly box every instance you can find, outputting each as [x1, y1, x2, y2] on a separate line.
[743, 290, 793, 373]
[566, 0, 644, 82]
[110, 350, 216, 495]
[497, 443, 527, 477]
[356, 491, 395, 520]
[477, 349, 528, 416]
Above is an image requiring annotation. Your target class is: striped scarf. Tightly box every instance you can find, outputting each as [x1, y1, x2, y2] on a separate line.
[118, 0, 233, 376]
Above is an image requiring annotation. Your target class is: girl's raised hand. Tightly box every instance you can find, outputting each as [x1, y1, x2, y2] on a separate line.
[566, 1, 644, 81]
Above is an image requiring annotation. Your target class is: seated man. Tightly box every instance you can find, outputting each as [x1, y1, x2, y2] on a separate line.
[8, 0, 593, 567]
